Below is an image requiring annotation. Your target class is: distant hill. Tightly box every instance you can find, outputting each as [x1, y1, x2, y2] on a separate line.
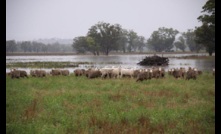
[33, 38, 73, 45]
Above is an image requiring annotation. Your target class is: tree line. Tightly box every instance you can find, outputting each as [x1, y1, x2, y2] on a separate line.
[6, 41, 73, 53]
[72, 0, 214, 56]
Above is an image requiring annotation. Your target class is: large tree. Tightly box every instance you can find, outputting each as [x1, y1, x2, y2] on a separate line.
[195, 0, 215, 56]
[147, 27, 179, 52]
[87, 22, 123, 55]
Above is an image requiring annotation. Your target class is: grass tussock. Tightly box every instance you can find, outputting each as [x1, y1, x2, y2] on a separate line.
[6, 72, 215, 133]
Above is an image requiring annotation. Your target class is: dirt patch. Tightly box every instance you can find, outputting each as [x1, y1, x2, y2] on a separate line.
[108, 94, 123, 101]
[143, 90, 177, 97]
[23, 98, 38, 120]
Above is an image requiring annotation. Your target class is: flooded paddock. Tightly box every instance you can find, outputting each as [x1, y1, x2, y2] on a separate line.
[6, 53, 215, 74]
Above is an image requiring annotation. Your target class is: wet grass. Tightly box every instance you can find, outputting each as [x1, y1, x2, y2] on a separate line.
[6, 61, 90, 68]
[172, 55, 215, 59]
[6, 61, 123, 68]
[6, 73, 215, 133]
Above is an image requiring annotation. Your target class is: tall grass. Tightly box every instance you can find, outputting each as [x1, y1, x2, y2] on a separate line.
[6, 73, 215, 134]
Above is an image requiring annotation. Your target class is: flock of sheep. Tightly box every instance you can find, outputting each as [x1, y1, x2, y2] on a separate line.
[7, 67, 215, 82]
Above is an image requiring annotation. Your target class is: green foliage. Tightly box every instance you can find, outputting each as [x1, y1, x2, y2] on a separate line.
[116, 29, 128, 53]
[72, 36, 88, 54]
[6, 72, 214, 133]
[147, 27, 179, 52]
[87, 22, 123, 55]
[127, 30, 138, 52]
[195, 0, 215, 56]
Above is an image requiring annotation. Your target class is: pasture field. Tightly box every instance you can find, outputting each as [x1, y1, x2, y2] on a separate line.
[6, 72, 215, 134]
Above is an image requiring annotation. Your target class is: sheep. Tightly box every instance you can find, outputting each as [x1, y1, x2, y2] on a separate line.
[50, 69, 61, 76]
[30, 70, 37, 77]
[10, 70, 20, 79]
[171, 67, 186, 79]
[10, 69, 28, 79]
[159, 67, 165, 78]
[136, 69, 152, 82]
[61, 70, 69, 76]
[168, 69, 173, 75]
[18, 70, 28, 78]
[88, 70, 102, 79]
[133, 69, 141, 78]
[186, 67, 197, 80]
[120, 68, 135, 78]
[35, 70, 47, 77]
[151, 67, 161, 79]
[110, 67, 121, 78]
[179, 67, 186, 78]
[100, 68, 113, 79]
[74, 69, 85, 76]
[30, 70, 46, 77]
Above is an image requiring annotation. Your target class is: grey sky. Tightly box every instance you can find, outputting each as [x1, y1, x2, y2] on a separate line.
[6, 0, 207, 41]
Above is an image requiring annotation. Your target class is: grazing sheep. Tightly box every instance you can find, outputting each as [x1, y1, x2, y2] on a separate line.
[18, 70, 28, 78]
[136, 69, 151, 82]
[88, 70, 102, 79]
[133, 69, 142, 78]
[111, 67, 121, 78]
[74, 69, 85, 76]
[100, 68, 113, 79]
[30, 70, 37, 77]
[172, 68, 186, 79]
[10, 70, 20, 79]
[159, 67, 165, 78]
[168, 69, 173, 75]
[186, 67, 197, 80]
[61, 70, 69, 76]
[120, 68, 134, 78]
[50, 69, 61, 76]
[179, 67, 186, 78]
[151, 67, 161, 79]
[35, 70, 47, 77]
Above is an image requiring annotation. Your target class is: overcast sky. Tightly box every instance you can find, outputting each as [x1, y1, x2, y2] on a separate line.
[6, 0, 207, 41]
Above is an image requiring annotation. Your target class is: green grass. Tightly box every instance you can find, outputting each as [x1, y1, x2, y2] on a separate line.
[6, 73, 215, 134]
[6, 61, 123, 68]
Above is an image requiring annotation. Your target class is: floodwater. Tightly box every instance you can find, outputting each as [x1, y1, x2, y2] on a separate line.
[6, 53, 215, 74]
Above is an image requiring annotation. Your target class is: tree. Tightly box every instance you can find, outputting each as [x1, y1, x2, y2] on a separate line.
[127, 30, 138, 52]
[174, 36, 186, 52]
[183, 29, 202, 52]
[87, 22, 123, 55]
[147, 27, 179, 52]
[135, 36, 146, 52]
[72, 36, 88, 54]
[6, 40, 17, 52]
[116, 29, 128, 53]
[195, 0, 215, 56]
[20, 41, 31, 52]
[86, 36, 100, 55]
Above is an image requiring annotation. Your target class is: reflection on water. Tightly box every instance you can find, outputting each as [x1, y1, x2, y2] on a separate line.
[6, 54, 215, 73]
